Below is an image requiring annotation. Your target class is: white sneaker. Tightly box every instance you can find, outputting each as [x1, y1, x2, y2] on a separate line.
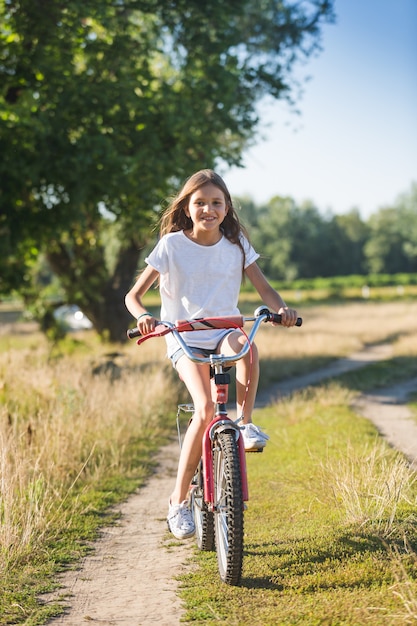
[167, 500, 195, 539]
[240, 423, 270, 452]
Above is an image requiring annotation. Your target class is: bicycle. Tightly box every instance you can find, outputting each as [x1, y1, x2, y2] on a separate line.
[127, 306, 302, 585]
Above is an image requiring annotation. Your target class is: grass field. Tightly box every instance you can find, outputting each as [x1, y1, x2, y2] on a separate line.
[180, 385, 417, 624]
[1, 300, 417, 624]
[178, 301, 417, 625]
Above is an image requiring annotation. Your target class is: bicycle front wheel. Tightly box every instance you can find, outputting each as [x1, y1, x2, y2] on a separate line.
[213, 430, 244, 585]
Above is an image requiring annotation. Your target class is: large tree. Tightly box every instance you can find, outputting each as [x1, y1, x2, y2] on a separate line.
[1, 0, 334, 340]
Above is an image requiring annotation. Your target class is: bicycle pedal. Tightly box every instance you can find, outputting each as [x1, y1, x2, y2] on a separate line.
[245, 447, 264, 453]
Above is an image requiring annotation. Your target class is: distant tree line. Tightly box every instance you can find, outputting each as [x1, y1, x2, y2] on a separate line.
[237, 182, 417, 282]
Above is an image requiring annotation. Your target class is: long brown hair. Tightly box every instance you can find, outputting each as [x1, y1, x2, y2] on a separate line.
[160, 169, 249, 268]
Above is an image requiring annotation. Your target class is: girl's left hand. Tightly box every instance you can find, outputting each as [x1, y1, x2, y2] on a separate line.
[278, 307, 298, 327]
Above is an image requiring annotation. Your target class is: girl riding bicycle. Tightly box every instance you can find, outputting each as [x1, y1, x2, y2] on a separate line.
[125, 169, 298, 540]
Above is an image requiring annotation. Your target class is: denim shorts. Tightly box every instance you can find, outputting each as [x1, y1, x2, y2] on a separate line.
[169, 346, 215, 369]
[169, 329, 237, 370]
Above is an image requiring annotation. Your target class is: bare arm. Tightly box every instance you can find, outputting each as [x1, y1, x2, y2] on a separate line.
[245, 262, 298, 327]
[125, 265, 160, 334]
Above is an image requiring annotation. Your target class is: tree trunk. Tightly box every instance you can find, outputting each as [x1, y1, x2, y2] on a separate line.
[86, 241, 143, 343]
[47, 239, 144, 343]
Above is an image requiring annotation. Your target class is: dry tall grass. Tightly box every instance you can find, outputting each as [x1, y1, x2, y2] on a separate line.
[255, 300, 417, 362]
[320, 440, 417, 534]
[0, 334, 173, 573]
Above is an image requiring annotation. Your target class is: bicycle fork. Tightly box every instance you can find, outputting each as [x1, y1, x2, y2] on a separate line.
[202, 370, 249, 509]
[202, 415, 249, 509]
[177, 370, 249, 510]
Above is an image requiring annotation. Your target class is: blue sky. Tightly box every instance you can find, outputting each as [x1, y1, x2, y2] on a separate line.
[223, 0, 417, 218]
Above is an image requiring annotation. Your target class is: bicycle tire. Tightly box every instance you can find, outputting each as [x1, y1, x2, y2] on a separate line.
[213, 429, 244, 585]
[191, 461, 215, 551]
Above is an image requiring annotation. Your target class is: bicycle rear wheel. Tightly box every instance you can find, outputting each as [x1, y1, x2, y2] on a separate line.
[213, 430, 244, 585]
[191, 461, 215, 551]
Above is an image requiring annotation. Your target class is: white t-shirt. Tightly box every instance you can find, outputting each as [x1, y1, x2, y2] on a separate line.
[145, 231, 259, 356]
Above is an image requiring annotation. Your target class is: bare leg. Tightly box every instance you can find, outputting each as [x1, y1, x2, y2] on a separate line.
[170, 356, 214, 506]
[217, 331, 259, 424]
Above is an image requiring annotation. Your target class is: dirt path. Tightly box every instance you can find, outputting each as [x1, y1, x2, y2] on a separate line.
[46, 441, 193, 625]
[352, 378, 417, 470]
[45, 343, 417, 625]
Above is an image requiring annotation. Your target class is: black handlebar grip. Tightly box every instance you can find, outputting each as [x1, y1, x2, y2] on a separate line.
[270, 313, 303, 327]
[127, 327, 141, 339]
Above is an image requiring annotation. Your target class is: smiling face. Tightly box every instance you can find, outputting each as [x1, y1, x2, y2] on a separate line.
[185, 182, 228, 243]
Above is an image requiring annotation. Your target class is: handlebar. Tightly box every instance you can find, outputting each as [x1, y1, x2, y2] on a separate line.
[127, 307, 302, 367]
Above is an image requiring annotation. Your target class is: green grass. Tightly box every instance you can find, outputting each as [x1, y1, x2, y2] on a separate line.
[334, 356, 417, 393]
[179, 384, 417, 625]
